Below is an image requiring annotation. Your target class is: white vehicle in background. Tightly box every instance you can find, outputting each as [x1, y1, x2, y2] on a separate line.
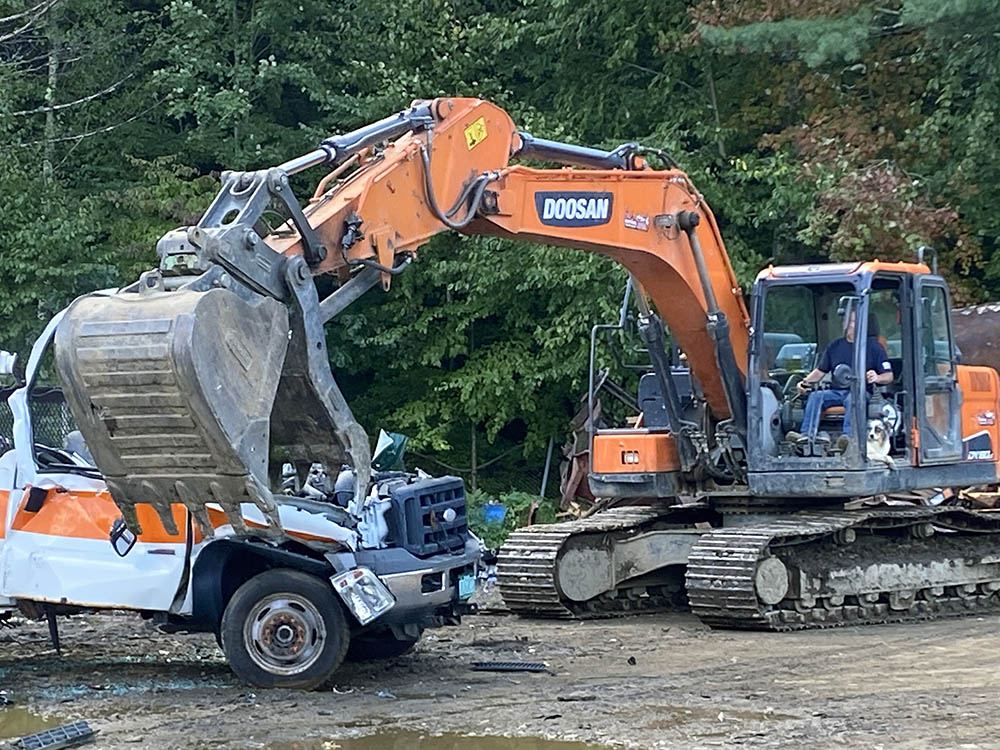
[774, 342, 817, 373]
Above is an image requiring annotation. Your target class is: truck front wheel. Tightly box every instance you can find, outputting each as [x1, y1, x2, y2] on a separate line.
[220, 568, 349, 690]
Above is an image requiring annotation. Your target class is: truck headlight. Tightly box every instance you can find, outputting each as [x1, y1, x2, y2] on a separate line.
[330, 567, 395, 625]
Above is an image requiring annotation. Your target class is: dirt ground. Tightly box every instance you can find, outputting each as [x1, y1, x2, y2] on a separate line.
[0, 600, 998, 750]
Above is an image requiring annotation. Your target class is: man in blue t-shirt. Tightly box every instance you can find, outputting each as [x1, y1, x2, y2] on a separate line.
[795, 310, 893, 443]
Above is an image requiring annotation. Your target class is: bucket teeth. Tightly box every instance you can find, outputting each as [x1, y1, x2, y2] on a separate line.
[245, 473, 284, 537]
[209, 481, 246, 535]
[112, 487, 143, 536]
[174, 480, 212, 538]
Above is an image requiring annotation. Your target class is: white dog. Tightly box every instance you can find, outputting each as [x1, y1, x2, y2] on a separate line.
[866, 419, 895, 470]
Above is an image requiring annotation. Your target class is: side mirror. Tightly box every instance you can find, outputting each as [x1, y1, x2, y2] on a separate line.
[831, 363, 855, 390]
[110, 517, 137, 557]
[836, 295, 859, 317]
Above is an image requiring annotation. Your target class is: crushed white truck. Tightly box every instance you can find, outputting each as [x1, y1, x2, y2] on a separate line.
[0, 307, 479, 690]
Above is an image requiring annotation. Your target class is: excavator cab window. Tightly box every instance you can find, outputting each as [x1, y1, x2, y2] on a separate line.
[761, 285, 817, 381]
[761, 283, 857, 387]
[916, 283, 962, 460]
[755, 281, 865, 460]
[868, 285, 904, 377]
[752, 274, 914, 468]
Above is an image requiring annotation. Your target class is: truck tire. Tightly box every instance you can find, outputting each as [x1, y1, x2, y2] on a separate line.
[344, 627, 423, 662]
[220, 568, 349, 690]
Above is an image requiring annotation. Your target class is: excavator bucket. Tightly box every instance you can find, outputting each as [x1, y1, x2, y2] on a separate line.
[54, 285, 290, 537]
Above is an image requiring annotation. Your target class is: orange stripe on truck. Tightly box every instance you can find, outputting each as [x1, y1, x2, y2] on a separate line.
[10, 488, 341, 545]
[11, 487, 186, 543]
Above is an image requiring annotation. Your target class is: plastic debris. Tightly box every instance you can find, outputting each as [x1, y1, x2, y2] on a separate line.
[483, 504, 507, 525]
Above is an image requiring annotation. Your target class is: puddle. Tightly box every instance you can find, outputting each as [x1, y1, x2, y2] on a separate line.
[270, 731, 608, 750]
[0, 707, 64, 739]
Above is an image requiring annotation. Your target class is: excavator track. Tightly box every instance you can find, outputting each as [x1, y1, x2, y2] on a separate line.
[687, 506, 1000, 631]
[500, 504, 1000, 630]
[497, 506, 696, 618]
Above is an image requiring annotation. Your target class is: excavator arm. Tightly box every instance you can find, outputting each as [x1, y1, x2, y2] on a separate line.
[55, 97, 750, 537]
[270, 98, 749, 419]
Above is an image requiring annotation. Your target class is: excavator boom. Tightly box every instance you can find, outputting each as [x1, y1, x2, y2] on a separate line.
[56, 97, 750, 535]
[271, 97, 749, 419]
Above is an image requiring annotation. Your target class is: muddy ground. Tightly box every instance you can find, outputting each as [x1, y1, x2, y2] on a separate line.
[0, 599, 997, 750]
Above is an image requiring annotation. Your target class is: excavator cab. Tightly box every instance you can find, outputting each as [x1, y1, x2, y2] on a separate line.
[746, 261, 999, 498]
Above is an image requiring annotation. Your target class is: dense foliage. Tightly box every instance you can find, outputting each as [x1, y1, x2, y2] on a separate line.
[2, 0, 998, 493]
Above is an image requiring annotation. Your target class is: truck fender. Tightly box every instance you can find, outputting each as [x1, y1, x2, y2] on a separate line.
[189, 539, 333, 632]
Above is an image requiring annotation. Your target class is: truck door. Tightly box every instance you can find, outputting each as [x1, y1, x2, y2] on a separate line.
[913, 277, 963, 463]
[0, 310, 192, 612]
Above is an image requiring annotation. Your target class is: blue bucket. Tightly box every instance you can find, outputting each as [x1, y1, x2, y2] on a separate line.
[484, 503, 507, 525]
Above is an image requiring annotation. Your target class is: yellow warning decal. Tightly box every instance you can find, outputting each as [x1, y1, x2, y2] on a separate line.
[464, 117, 487, 150]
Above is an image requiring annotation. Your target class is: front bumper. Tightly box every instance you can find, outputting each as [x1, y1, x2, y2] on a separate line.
[369, 537, 480, 624]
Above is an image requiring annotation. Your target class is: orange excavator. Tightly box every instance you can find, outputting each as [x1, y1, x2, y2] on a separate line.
[58, 97, 1000, 633]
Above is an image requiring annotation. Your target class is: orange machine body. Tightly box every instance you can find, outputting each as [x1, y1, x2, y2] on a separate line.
[263, 96, 1000, 498]
[591, 431, 681, 475]
[958, 365, 1000, 463]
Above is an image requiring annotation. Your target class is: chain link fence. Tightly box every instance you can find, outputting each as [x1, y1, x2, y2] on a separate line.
[410, 440, 561, 500]
[0, 387, 76, 449]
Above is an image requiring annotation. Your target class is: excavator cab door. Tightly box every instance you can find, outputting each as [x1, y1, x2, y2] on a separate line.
[912, 276, 963, 464]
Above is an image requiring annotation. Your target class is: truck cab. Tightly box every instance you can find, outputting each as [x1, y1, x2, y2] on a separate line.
[747, 261, 1000, 497]
[0, 310, 481, 690]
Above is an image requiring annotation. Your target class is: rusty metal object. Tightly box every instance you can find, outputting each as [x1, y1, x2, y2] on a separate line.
[55, 287, 289, 537]
[953, 302, 1000, 372]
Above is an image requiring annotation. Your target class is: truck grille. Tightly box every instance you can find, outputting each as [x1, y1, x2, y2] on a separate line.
[388, 476, 468, 558]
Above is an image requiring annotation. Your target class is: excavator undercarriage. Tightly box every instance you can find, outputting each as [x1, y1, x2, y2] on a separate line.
[500, 504, 1000, 630]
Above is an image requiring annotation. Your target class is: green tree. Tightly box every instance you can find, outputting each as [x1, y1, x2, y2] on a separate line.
[692, 0, 1000, 301]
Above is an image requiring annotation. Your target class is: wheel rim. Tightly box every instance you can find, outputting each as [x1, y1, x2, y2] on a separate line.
[243, 593, 327, 675]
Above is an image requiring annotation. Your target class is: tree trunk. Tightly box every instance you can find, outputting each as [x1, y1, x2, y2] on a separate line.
[43, 13, 59, 182]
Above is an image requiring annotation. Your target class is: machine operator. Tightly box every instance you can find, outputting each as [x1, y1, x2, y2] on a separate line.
[794, 310, 893, 447]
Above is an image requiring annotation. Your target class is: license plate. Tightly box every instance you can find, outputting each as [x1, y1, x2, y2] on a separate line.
[458, 573, 476, 599]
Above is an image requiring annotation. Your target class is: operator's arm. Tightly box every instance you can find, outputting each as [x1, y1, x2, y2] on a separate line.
[797, 345, 832, 392]
[865, 339, 893, 386]
[798, 367, 827, 388]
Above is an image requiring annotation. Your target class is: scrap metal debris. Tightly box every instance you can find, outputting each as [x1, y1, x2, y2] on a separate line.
[470, 661, 548, 673]
[10, 721, 97, 750]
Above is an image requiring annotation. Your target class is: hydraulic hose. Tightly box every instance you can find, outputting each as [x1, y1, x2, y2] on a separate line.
[420, 145, 497, 230]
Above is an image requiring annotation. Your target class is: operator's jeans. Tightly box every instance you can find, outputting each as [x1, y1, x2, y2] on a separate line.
[801, 388, 852, 438]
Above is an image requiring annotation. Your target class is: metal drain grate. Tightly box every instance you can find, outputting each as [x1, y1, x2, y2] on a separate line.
[10, 720, 97, 750]
[470, 661, 548, 673]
